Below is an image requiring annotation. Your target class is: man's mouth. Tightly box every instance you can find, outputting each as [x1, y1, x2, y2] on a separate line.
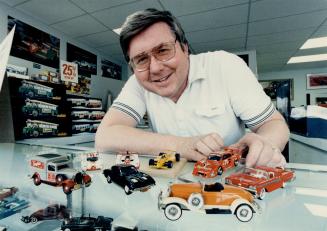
[152, 74, 171, 83]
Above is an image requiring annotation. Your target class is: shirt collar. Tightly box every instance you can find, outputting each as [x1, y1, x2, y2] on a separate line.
[188, 54, 207, 85]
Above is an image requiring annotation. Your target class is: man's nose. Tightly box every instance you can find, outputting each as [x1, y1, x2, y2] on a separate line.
[149, 55, 164, 74]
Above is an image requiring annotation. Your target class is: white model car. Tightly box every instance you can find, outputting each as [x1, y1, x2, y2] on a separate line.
[116, 152, 140, 169]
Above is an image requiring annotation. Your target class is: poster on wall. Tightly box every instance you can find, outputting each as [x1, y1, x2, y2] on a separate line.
[259, 79, 294, 100]
[8, 16, 60, 68]
[101, 59, 122, 80]
[67, 43, 97, 76]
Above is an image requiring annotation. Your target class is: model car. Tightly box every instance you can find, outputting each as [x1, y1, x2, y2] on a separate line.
[158, 182, 259, 222]
[21, 204, 69, 224]
[0, 187, 18, 201]
[61, 215, 113, 231]
[192, 147, 242, 177]
[19, 80, 53, 99]
[23, 120, 59, 138]
[29, 153, 92, 194]
[103, 164, 155, 195]
[148, 151, 180, 169]
[115, 152, 140, 169]
[0, 196, 29, 219]
[81, 151, 102, 171]
[225, 166, 295, 199]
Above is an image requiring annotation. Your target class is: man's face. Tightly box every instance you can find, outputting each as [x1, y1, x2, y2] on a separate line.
[128, 22, 189, 103]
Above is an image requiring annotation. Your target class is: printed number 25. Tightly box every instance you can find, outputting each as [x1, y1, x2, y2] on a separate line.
[63, 64, 75, 76]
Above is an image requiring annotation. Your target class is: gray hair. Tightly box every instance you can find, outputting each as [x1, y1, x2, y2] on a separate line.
[119, 8, 189, 62]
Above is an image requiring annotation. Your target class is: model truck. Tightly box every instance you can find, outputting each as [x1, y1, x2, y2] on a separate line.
[29, 153, 92, 194]
[19, 80, 53, 99]
[23, 120, 59, 137]
[22, 99, 58, 117]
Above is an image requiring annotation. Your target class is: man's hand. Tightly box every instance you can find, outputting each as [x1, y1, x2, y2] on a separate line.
[177, 133, 224, 161]
[232, 133, 286, 168]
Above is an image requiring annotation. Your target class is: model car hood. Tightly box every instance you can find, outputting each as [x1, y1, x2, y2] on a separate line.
[126, 173, 155, 185]
[228, 174, 265, 186]
[57, 168, 79, 175]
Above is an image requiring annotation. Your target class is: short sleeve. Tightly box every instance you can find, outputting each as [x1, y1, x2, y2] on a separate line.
[111, 75, 146, 123]
[221, 52, 275, 128]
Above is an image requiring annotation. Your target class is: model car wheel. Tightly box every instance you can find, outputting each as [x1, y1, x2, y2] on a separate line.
[33, 175, 41, 186]
[258, 188, 266, 200]
[63, 185, 72, 195]
[282, 181, 287, 188]
[187, 193, 204, 209]
[124, 185, 132, 195]
[30, 216, 38, 224]
[106, 175, 112, 183]
[175, 153, 180, 162]
[32, 130, 39, 137]
[56, 175, 66, 184]
[27, 91, 34, 98]
[64, 228, 71, 231]
[149, 159, 155, 166]
[164, 203, 182, 221]
[166, 161, 173, 168]
[235, 204, 253, 222]
[32, 110, 38, 117]
[234, 160, 239, 166]
[217, 167, 223, 175]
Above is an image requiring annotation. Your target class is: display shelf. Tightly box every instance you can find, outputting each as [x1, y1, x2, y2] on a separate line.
[0, 143, 326, 231]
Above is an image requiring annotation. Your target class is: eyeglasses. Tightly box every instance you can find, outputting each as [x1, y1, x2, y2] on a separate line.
[129, 40, 177, 72]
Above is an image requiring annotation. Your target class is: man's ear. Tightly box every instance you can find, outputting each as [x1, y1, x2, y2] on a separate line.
[182, 43, 189, 55]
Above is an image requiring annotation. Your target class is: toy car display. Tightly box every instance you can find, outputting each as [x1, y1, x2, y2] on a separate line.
[21, 204, 69, 224]
[103, 164, 155, 195]
[0, 187, 18, 201]
[116, 152, 140, 169]
[61, 215, 113, 231]
[158, 182, 259, 222]
[0, 196, 29, 219]
[192, 147, 242, 177]
[225, 166, 295, 199]
[29, 153, 92, 194]
[148, 151, 180, 169]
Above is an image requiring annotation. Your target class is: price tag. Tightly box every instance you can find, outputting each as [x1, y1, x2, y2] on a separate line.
[60, 60, 78, 83]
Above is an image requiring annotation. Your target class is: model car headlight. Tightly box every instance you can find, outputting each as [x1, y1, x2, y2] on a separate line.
[141, 176, 148, 180]
[131, 178, 138, 183]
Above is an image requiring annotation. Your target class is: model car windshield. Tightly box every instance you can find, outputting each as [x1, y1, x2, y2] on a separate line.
[57, 164, 70, 171]
[121, 166, 138, 175]
[244, 168, 269, 179]
[208, 155, 222, 161]
[204, 182, 224, 192]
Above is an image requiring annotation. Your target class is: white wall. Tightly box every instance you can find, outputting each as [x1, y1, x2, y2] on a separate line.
[0, 2, 128, 96]
[259, 67, 327, 107]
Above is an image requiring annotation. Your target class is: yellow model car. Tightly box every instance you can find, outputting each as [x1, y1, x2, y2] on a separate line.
[149, 151, 180, 169]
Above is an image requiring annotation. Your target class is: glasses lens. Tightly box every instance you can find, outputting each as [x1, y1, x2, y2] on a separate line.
[153, 43, 175, 61]
[132, 54, 150, 71]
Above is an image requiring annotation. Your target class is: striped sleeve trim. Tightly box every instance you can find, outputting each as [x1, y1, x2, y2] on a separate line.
[111, 102, 142, 123]
[244, 102, 276, 128]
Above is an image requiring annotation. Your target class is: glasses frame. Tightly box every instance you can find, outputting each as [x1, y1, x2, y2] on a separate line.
[129, 39, 177, 72]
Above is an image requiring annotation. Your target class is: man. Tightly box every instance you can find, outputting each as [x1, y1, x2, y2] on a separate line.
[95, 8, 289, 167]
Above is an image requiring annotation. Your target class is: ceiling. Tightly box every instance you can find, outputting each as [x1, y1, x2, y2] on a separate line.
[1, 0, 327, 74]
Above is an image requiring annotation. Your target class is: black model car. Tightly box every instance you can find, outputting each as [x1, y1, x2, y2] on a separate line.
[103, 164, 155, 195]
[21, 204, 69, 224]
[61, 215, 113, 231]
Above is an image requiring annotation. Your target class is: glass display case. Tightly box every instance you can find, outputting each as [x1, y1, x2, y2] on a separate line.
[0, 143, 326, 231]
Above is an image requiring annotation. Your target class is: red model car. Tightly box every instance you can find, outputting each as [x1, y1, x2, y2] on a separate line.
[225, 166, 295, 199]
[192, 147, 242, 178]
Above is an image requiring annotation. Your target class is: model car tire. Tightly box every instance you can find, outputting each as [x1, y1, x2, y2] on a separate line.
[124, 185, 132, 195]
[27, 91, 34, 98]
[258, 188, 266, 200]
[32, 110, 38, 117]
[164, 203, 182, 221]
[106, 175, 112, 183]
[149, 159, 155, 166]
[235, 204, 253, 222]
[282, 181, 286, 188]
[64, 228, 71, 231]
[63, 184, 72, 195]
[56, 175, 66, 184]
[217, 167, 223, 175]
[187, 193, 204, 209]
[33, 175, 41, 186]
[175, 153, 180, 162]
[166, 161, 173, 168]
[30, 216, 38, 224]
[32, 130, 39, 137]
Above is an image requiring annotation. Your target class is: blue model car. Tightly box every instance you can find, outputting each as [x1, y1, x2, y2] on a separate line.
[0, 196, 29, 220]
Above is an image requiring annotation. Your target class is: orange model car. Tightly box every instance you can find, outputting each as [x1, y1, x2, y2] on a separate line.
[158, 182, 259, 222]
[225, 166, 295, 199]
[192, 147, 242, 178]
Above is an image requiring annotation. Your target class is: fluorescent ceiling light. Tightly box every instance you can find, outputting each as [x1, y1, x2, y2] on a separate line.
[113, 27, 122, 35]
[287, 54, 327, 64]
[300, 36, 327, 49]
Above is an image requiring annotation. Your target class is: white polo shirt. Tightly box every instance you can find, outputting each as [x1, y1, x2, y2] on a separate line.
[111, 50, 275, 145]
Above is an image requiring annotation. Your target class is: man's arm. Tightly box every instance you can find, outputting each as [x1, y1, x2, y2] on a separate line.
[95, 109, 224, 161]
[233, 110, 290, 167]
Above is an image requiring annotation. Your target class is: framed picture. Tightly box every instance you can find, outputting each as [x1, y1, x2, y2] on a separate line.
[307, 73, 327, 89]
[8, 16, 60, 68]
[101, 59, 122, 80]
[259, 79, 294, 100]
[67, 43, 97, 76]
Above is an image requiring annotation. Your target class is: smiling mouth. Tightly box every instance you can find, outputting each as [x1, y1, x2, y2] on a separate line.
[152, 74, 170, 83]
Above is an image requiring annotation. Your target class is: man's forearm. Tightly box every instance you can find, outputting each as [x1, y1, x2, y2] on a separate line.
[95, 125, 182, 155]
